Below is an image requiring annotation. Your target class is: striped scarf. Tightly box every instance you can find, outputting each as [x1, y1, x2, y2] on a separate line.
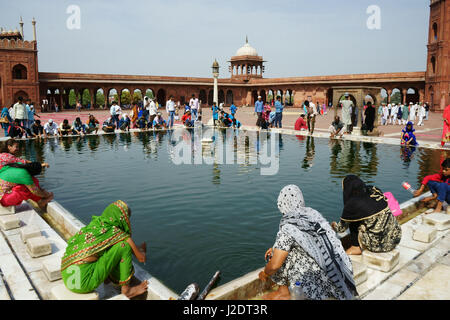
[278, 185, 357, 300]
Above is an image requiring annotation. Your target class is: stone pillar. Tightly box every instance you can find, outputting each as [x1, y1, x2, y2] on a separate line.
[59, 88, 63, 111]
[90, 88, 95, 109]
[402, 89, 407, 105]
[103, 88, 108, 110]
[419, 89, 425, 103]
[387, 89, 392, 103]
[213, 76, 218, 104]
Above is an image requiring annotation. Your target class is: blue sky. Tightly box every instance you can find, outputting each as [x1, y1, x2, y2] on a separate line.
[1, 0, 430, 78]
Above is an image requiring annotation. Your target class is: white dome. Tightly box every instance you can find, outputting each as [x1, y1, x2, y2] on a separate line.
[235, 38, 258, 56]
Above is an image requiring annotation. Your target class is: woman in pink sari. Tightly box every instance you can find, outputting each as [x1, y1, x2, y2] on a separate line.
[442, 105, 450, 147]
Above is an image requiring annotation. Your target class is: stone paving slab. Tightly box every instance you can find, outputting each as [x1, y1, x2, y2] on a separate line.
[0, 270, 11, 300]
[397, 263, 450, 300]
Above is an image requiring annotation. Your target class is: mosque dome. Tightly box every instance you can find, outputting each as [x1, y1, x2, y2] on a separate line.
[235, 37, 258, 57]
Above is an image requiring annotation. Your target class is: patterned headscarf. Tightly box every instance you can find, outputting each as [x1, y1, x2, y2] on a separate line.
[277, 185, 357, 300]
[61, 200, 131, 271]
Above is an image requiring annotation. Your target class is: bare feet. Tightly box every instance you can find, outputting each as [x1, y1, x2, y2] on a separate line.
[122, 280, 148, 299]
[261, 286, 291, 300]
[37, 192, 54, 210]
[346, 246, 362, 255]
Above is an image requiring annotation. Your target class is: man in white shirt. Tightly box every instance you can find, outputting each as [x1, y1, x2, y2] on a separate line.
[143, 96, 151, 121]
[44, 119, 59, 136]
[409, 102, 416, 123]
[13, 96, 28, 127]
[166, 96, 176, 128]
[110, 101, 122, 129]
[148, 98, 158, 127]
[390, 104, 398, 126]
[417, 104, 426, 126]
[340, 94, 353, 133]
[382, 104, 389, 125]
[189, 94, 199, 121]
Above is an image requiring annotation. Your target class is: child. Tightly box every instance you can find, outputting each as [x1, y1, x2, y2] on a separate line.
[182, 111, 194, 127]
[86, 114, 100, 134]
[414, 158, 450, 213]
[31, 120, 44, 138]
[401, 122, 418, 146]
[212, 102, 219, 126]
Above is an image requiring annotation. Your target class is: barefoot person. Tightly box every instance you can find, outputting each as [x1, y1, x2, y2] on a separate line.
[413, 158, 450, 213]
[0, 162, 53, 210]
[259, 185, 357, 300]
[331, 175, 402, 255]
[61, 200, 148, 299]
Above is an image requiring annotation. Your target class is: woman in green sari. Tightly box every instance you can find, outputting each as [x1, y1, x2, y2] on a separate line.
[61, 200, 148, 298]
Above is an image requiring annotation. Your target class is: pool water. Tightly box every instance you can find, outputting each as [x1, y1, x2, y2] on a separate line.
[12, 129, 445, 293]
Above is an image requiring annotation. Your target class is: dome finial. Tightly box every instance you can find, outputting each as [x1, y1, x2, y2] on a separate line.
[246, 35, 248, 44]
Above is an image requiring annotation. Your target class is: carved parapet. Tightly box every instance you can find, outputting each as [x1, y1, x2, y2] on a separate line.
[0, 38, 36, 50]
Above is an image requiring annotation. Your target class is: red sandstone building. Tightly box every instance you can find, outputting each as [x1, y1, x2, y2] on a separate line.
[0, 1, 448, 111]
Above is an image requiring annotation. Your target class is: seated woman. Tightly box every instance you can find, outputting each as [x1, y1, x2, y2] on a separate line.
[1, 106, 12, 136]
[59, 119, 74, 136]
[86, 115, 100, 134]
[102, 118, 116, 133]
[153, 113, 167, 129]
[331, 175, 402, 255]
[119, 114, 131, 131]
[259, 185, 357, 300]
[61, 200, 148, 299]
[0, 162, 53, 210]
[72, 117, 87, 135]
[31, 120, 44, 138]
[401, 121, 418, 146]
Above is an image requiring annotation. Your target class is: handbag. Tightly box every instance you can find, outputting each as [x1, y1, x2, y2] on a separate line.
[0, 116, 9, 123]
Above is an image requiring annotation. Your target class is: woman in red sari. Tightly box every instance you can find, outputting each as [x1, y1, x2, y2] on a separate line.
[441, 105, 450, 147]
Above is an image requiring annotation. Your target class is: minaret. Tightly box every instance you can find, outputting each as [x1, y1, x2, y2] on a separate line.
[19, 16, 24, 39]
[32, 17, 36, 41]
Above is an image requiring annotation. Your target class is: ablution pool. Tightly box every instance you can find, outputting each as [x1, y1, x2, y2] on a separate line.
[11, 128, 445, 293]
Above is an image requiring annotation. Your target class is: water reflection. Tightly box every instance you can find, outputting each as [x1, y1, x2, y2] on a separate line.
[302, 136, 315, 169]
[400, 146, 416, 167]
[328, 140, 378, 185]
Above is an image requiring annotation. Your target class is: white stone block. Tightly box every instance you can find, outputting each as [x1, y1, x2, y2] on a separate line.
[446, 206, 450, 215]
[42, 257, 62, 282]
[26, 236, 52, 258]
[0, 215, 20, 230]
[20, 226, 42, 243]
[412, 225, 437, 243]
[108, 294, 129, 300]
[423, 213, 450, 231]
[0, 206, 15, 215]
[362, 249, 400, 272]
[352, 261, 368, 286]
[49, 284, 99, 300]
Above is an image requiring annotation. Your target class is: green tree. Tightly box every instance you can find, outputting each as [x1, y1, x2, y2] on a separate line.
[133, 91, 142, 104]
[69, 90, 77, 106]
[390, 92, 402, 104]
[96, 91, 105, 107]
[121, 91, 131, 105]
[145, 90, 154, 99]
[81, 90, 91, 106]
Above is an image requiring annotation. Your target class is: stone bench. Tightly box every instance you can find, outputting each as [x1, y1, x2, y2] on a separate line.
[26, 236, 52, 258]
[362, 249, 400, 273]
[412, 225, 437, 243]
[423, 213, 450, 231]
[20, 226, 42, 243]
[42, 257, 62, 282]
[352, 261, 368, 286]
[49, 284, 99, 300]
[0, 215, 20, 231]
[0, 206, 15, 216]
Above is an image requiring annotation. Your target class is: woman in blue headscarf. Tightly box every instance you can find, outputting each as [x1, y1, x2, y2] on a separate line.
[401, 121, 418, 146]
